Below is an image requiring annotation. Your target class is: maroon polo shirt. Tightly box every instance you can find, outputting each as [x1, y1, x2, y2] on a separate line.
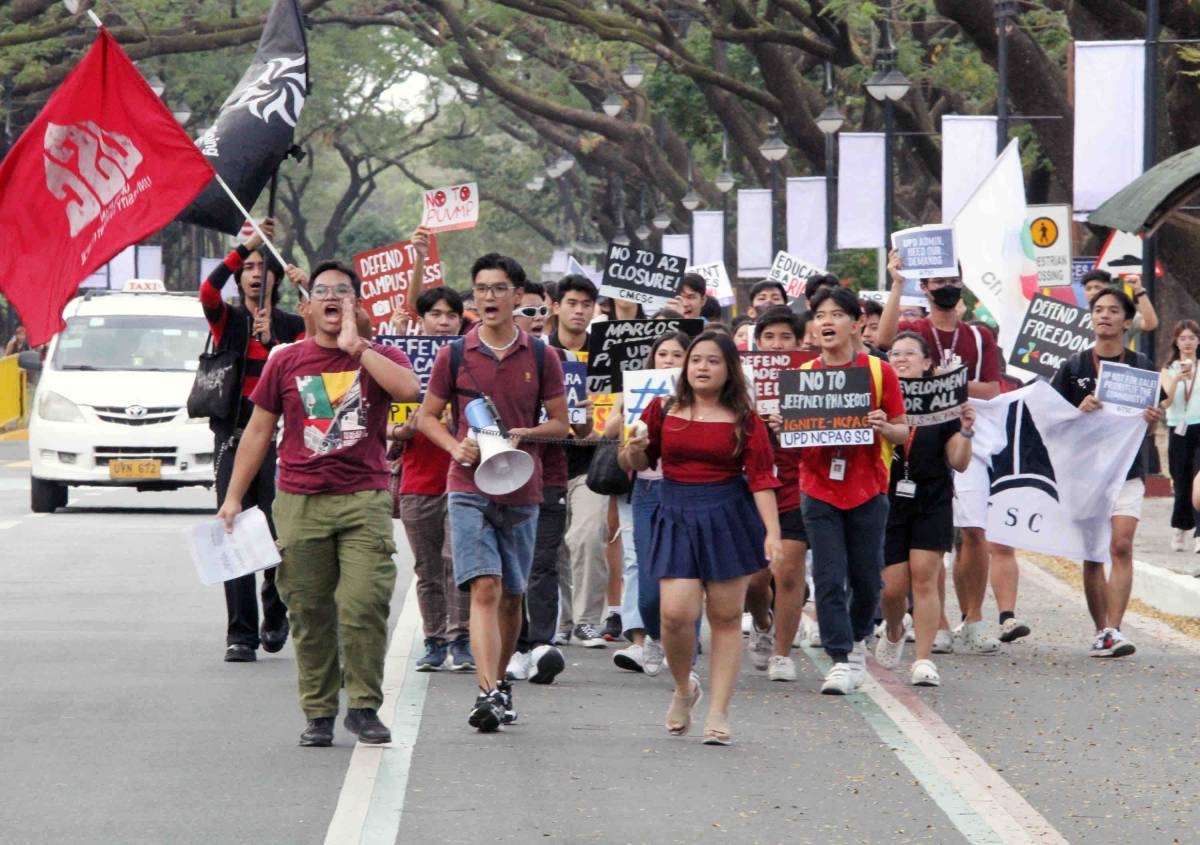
[426, 325, 564, 506]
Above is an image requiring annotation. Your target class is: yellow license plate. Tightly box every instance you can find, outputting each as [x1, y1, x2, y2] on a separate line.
[109, 458, 162, 480]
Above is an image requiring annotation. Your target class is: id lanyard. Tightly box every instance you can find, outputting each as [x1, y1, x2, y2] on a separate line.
[931, 324, 960, 370]
[895, 426, 918, 498]
[1177, 360, 1196, 436]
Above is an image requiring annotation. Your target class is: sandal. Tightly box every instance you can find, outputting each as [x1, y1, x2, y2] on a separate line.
[702, 716, 733, 746]
[665, 672, 703, 736]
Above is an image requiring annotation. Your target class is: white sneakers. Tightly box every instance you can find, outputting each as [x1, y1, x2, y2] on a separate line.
[910, 659, 940, 686]
[821, 662, 853, 695]
[874, 629, 906, 669]
[749, 614, 775, 671]
[956, 621, 1001, 654]
[847, 641, 867, 689]
[505, 650, 531, 681]
[612, 644, 644, 673]
[767, 654, 796, 682]
[799, 617, 822, 648]
[1172, 528, 1186, 552]
[642, 637, 665, 676]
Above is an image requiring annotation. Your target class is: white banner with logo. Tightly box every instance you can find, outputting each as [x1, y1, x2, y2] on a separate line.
[786, 177, 827, 271]
[737, 189, 774, 277]
[1073, 41, 1145, 216]
[692, 211, 725, 267]
[836, 133, 886, 249]
[941, 115, 998, 223]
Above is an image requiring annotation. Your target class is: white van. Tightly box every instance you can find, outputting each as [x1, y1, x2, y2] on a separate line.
[20, 281, 215, 512]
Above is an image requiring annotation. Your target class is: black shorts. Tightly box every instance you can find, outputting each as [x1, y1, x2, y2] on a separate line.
[779, 507, 807, 543]
[884, 503, 953, 566]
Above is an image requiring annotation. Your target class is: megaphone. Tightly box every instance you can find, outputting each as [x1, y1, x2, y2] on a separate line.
[465, 398, 535, 496]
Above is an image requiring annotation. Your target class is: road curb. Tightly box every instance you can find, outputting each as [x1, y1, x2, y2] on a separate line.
[1133, 556, 1200, 618]
[0, 428, 28, 442]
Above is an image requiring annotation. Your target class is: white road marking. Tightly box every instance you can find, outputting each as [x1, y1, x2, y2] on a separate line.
[0, 520, 20, 531]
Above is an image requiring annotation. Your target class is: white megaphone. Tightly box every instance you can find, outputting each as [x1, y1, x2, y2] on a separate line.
[465, 398, 535, 496]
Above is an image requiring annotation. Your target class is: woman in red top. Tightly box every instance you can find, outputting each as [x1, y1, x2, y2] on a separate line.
[620, 331, 782, 746]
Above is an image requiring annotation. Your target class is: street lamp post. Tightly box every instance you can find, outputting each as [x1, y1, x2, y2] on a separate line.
[715, 131, 735, 268]
[865, 24, 911, 244]
[759, 120, 788, 255]
[816, 62, 846, 258]
[995, 0, 1018, 154]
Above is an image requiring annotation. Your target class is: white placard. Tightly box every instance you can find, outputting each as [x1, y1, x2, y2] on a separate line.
[687, 262, 735, 307]
[421, 182, 479, 232]
[187, 507, 282, 586]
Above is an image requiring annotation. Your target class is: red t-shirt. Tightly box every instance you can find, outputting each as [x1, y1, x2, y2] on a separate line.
[251, 338, 413, 495]
[426, 327, 565, 506]
[772, 444, 801, 513]
[640, 397, 780, 493]
[897, 318, 1000, 384]
[399, 430, 451, 496]
[798, 353, 906, 509]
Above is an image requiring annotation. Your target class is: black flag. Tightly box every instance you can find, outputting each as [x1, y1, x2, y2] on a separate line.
[176, 0, 308, 234]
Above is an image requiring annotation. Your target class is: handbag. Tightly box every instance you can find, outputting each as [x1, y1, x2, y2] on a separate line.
[585, 442, 632, 495]
[187, 318, 247, 420]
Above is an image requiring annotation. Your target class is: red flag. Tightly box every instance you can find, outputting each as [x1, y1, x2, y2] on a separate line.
[0, 30, 215, 345]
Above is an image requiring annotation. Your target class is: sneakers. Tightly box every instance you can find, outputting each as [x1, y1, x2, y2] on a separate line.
[1090, 628, 1136, 658]
[506, 650, 531, 681]
[800, 617, 822, 648]
[1194, 535, 1200, 554]
[642, 637, 665, 677]
[741, 612, 753, 636]
[448, 637, 475, 670]
[299, 716, 335, 747]
[573, 623, 607, 648]
[468, 689, 505, 732]
[613, 644, 645, 672]
[528, 644, 565, 685]
[932, 629, 955, 654]
[260, 617, 289, 653]
[602, 612, 623, 642]
[767, 654, 796, 682]
[553, 629, 571, 646]
[344, 708, 391, 744]
[749, 614, 775, 671]
[1172, 528, 1186, 552]
[821, 662, 852, 695]
[956, 621, 1000, 654]
[497, 680, 517, 724]
[416, 638, 448, 672]
[910, 659, 941, 687]
[874, 629, 906, 669]
[999, 618, 1032, 643]
[224, 644, 256, 663]
[847, 641, 867, 689]
[1109, 628, 1136, 657]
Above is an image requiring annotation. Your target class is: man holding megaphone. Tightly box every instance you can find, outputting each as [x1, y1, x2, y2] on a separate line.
[419, 253, 569, 733]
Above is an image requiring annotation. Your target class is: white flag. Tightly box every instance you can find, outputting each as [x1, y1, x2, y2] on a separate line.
[972, 381, 1146, 563]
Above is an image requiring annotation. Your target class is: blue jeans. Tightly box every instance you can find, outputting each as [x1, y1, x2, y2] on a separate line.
[447, 493, 539, 595]
[616, 496, 642, 637]
[632, 478, 662, 640]
[802, 494, 889, 660]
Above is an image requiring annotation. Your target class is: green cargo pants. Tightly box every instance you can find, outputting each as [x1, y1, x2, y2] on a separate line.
[273, 489, 398, 719]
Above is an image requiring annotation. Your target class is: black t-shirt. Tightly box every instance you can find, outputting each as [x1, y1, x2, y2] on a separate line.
[888, 419, 961, 515]
[1050, 347, 1153, 480]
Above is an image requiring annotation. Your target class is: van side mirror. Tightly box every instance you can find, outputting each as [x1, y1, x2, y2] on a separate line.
[17, 350, 42, 372]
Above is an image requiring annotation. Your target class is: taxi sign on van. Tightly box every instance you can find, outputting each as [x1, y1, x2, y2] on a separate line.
[123, 278, 167, 293]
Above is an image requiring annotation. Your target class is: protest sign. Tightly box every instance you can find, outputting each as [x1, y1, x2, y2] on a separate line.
[900, 367, 969, 426]
[891, 225, 957, 279]
[740, 351, 818, 415]
[592, 393, 617, 436]
[766, 251, 827, 305]
[778, 367, 874, 448]
[421, 182, 479, 233]
[623, 368, 681, 434]
[376, 335, 455, 425]
[355, 237, 444, 337]
[563, 361, 588, 425]
[1097, 362, 1159, 417]
[1008, 292, 1093, 380]
[687, 262, 735, 307]
[587, 318, 704, 394]
[599, 243, 686, 309]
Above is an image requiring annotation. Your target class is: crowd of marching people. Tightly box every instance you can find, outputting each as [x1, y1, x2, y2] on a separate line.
[210, 221, 1172, 748]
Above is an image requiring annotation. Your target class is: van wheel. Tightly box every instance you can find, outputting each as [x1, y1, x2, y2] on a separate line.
[31, 478, 66, 513]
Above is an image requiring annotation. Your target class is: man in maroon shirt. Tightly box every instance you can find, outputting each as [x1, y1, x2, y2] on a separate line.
[419, 254, 569, 732]
[877, 251, 1003, 655]
[217, 261, 420, 748]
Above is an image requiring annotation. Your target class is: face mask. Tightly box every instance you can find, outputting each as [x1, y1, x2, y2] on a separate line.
[929, 285, 962, 309]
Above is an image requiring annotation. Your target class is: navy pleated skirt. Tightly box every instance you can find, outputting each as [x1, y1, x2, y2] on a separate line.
[648, 477, 768, 583]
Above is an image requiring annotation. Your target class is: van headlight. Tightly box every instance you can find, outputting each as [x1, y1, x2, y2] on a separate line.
[38, 391, 85, 422]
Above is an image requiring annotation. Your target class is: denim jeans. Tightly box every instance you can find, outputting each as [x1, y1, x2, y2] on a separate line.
[631, 478, 662, 640]
[616, 496, 641, 636]
[447, 493, 539, 594]
[802, 494, 889, 660]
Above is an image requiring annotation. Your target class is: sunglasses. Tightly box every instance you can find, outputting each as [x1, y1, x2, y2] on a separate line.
[515, 305, 550, 319]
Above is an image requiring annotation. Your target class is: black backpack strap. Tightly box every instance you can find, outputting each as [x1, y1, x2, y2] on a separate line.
[448, 338, 476, 437]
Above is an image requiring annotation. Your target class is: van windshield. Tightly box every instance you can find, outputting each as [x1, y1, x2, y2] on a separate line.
[53, 315, 208, 372]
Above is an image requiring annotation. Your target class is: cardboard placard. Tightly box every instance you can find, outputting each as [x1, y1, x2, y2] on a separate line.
[586, 318, 705, 394]
[900, 367, 969, 427]
[778, 367, 874, 448]
[891, 225, 957, 279]
[598, 243, 687, 309]
[740, 351, 819, 415]
[766, 250, 827, 305]
[687, 262, 735, 307]
[591, 393, 617, 436]
[376, 335, 455, 425]
[563, 361, 589, 425]
[421, 182, 479, 233]
[1097, 361, 1159, 416]
[623, 368, 681, 433]
[1008, 293, 1093, 380]
[355, 237, 444, 337]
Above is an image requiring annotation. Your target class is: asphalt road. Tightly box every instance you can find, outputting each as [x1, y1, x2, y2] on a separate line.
[2, 438, 1199, 845]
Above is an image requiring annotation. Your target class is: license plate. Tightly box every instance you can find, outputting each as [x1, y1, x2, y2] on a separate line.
[109, 458, 162, 480]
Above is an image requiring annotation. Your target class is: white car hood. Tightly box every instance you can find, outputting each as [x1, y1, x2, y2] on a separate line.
[41, 368, 196, 409]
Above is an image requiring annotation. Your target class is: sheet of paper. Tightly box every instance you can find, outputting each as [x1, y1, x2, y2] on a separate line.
[187, 506, 282, 586]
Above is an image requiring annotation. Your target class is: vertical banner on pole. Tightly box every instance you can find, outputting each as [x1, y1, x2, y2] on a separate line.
[661, 234, 692, 265]
[1073, 41, 1146, 217]
[786, 177, 828, 270]
[836, 133, 885, 249]
[691, 211, 725, 267]
[737, 189, 773, 277]
[942, 116, 999, 223]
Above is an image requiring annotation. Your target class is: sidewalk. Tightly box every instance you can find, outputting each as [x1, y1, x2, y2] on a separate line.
[1129, 493, 1200, 619]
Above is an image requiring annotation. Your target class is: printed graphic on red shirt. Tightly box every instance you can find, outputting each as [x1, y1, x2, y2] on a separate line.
[296, 370, 368, 455]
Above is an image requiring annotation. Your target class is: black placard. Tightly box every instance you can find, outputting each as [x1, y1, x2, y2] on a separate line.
[586, 318, 705, 394]
[1008, 292, 1093, 380]
[778, 367, 874, 448]
[900, 366, 968, 426]
[598, 243, 686, 308]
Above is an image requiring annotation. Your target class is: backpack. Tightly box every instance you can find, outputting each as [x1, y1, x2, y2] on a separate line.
[446, 334, 546, 436]
[800, 353, 894, 466]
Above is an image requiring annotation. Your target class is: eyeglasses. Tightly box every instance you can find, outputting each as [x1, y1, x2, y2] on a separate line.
[310, 283, 355, 299]
[888, 349, 923, 360]
[515, 305, 550, 319]
[472, 283, 512, 298]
